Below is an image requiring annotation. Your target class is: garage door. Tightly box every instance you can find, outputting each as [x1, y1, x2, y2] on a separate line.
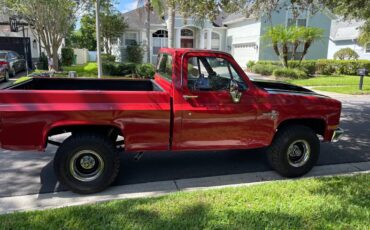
[0, 37, 32, 68]
[233, 44, 257, 68]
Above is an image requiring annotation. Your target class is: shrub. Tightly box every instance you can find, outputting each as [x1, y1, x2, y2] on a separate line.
[334, 48, 359, 60]
[136, 64, 155, 79]
[247, 60, 256, 69]
[288, 60, 317, 75]
[316, 60, 370, 75]
[37, 52, 48, 70]
[102, 62, 137, 76]
[126, 42, 144, 64]
[101, 54, 116, 63]
[256, 59, 370, 76]
[61, 48, 74, 66]
[251, 64, 280, 75]
[273, 68, 308, 79]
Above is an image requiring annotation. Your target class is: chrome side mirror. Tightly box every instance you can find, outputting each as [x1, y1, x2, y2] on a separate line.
[230, 80, 242, 103]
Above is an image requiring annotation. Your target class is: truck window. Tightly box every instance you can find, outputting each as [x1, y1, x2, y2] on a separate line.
[187, 57, 247, 91]
[156, 53, 173, 81]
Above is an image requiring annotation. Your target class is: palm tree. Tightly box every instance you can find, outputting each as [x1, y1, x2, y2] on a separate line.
[299, 27, 323, 63]
[138, 0, 175, 64]
[289, 26, 304, 61]
[264, 25, 293, 68]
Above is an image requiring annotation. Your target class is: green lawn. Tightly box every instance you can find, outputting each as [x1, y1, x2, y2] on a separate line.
[63, 62, 98, 77]
[1, 174, 369, 229]
[286, 75, 370, 94]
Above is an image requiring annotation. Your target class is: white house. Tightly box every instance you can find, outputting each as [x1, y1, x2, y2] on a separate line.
[119, 4, 368, 67]
[328, 20, 370, 60]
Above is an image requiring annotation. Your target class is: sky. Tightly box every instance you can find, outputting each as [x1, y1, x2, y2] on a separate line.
[76, 0, 138, 29]
[116, 0, 138, 13]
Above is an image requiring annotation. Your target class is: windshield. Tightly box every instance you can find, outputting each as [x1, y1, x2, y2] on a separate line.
[0, 53, 6, 60]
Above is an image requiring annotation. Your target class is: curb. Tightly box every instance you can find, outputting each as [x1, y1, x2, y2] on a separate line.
[0, 161, 369, 215]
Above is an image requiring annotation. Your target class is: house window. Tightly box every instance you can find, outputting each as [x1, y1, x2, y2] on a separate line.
[125, 32, 138, 46]
[366, 43, 370, 53]
[181, 29, 194, 37]
[211, 32, 221, 50]
[287, 18, 307, 27]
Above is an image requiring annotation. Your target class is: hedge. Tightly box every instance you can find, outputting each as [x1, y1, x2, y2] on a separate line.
[102, 62, 155, 78]
[273, 68, 308, 79]
[61, 48, 74, 66]
[101, 54, 116, 63]
[251, 64, 280, 76]
[253, 60, 370, 76]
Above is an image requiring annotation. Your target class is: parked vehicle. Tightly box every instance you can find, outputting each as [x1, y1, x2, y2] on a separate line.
[0, 50, 26, 78]
[0, 56, 9, 82]
[0, 48, 343, 194]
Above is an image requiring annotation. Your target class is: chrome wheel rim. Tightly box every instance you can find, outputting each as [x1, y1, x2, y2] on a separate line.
[70, 150, 105, 182]
[287, 140, 311, 167]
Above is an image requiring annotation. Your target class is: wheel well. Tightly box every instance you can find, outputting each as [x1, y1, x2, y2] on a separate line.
[47, 125, 123, 144]
[277, 119, 326, 137]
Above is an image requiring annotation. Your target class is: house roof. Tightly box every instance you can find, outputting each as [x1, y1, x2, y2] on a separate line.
[222, 13, 251, 25]
[330, 20, 364, 41]
[122, 7, 165, 29]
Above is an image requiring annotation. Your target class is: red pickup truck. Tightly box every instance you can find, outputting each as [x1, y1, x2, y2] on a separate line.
[0, 48, 343, 194]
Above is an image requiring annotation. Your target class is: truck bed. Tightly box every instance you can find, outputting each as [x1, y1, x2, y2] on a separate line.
[7, 77, 164, 91]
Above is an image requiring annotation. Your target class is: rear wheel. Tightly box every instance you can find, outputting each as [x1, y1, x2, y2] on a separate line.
[54, 133, 120, 194]
[267, 125, 320, 177]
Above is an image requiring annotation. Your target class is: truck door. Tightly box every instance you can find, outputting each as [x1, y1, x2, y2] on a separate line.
[180, 53, 259, 150]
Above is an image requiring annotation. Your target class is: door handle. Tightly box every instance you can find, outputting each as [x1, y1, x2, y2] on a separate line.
[183, 95, 199, 100]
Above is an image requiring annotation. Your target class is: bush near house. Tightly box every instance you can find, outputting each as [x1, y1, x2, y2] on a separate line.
[333, 48, 359, 60]
[125, 41, 144, 64]
[273, 68, 308, 79]
[251, 64, 280, 76]
[252, 60, 370, 76]
[101, 54, 116, 63]
[61, 48, 74, 66]
[136, 63, 156, 79]
[102, 62, 155, 78]
[37, 52, 49, 70]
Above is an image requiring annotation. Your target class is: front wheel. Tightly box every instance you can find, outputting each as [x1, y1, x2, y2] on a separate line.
[54, 133, 120, 194]
[3, 70, 9, 82]
[267, 125, 320, 177]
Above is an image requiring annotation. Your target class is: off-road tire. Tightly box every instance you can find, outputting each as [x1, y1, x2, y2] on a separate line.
[54, 133, 120, 194]
[267, 125, 320, 177]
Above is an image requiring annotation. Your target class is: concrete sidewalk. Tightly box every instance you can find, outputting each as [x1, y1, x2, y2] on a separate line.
[1, 161, 369, 215]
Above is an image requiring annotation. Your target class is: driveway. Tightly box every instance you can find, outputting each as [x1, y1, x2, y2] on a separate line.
[0, 93, 369, 198]
[0, 71, 27, 89]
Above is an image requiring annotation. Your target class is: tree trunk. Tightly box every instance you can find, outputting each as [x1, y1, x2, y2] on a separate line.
[146, 3, 151, 63]
[282, 43, 289, 68]
[299, 41, 311, 64]
[52, 45, 59, 71]
[167, 6, 175, 48]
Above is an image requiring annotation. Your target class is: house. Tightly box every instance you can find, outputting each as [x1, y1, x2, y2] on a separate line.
[328, 20, 370, 60]
[119, 1, 341, 67]
[0, 11, 64, 68]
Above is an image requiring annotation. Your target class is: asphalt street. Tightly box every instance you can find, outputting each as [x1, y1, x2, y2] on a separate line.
[0, 85, 369, 197]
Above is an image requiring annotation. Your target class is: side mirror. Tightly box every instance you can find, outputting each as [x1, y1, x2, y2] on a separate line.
[230, 80, 242, 103]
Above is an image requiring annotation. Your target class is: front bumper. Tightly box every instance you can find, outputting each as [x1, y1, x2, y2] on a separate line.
[331, 128, 344, 142]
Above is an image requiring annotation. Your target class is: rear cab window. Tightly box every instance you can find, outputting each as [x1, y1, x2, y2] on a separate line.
[156, 53, 173, 82]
